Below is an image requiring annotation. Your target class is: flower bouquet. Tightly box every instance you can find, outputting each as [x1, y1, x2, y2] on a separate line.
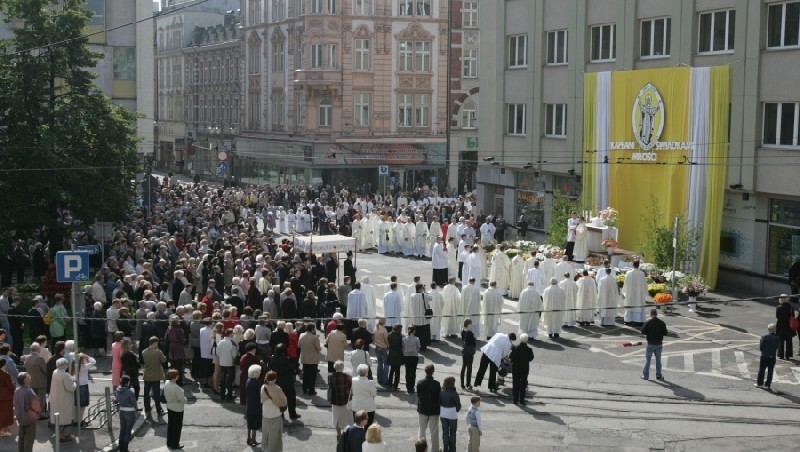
[601, 239, 618, 249]
[482, 241, 497, 253]
[647, 283, 666, 297]
[504, 248, 521, 259]
[681, 275, 707, 297]
[599, 206, 619, 227]
[615, 273, 626, 289]
[653, 293, 673, 305]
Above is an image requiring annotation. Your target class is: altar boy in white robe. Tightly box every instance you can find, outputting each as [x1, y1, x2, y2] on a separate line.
[518, 281, 542, 340]
[542, 277, 566, 339]
[440, 277, 462, 337]
[526, 260, 548, 295]
[383, 283, 404, 327]
[622, 261, 648, 326]
[559, 272, 579, 328]
[427, 283, 444, 342]
[509, 251, 527, 300]
[482, 281, 504, 340]
[597, 268, 619, 326]
[462, 277, 482, 338]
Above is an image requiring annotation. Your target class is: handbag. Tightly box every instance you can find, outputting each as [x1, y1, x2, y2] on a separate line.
[790, 314, 800, 332]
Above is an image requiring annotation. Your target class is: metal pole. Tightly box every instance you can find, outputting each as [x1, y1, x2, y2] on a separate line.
[105, 386, 113, 434]
[71, 281, 81, 436]
[671, 215, 679, 302]
[54, 412, 60, 452]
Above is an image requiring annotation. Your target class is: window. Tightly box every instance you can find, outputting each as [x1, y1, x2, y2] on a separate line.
[272, 90, 285, 127]
[326, 44, 337, 68]
[355, 39, 370, 70]
[399, 41, 413, 71]
[248, 0, 262, 25]
[354, 0, 370, 15]
[463, 1, 478, 28]
[462, 100, 477, 129]
[641, 18, 670, 58]
[311, 44, 323, 68]
[87, 0, 105, 25]
[590, 24, 616, 62]
[273, 42, 285, 71]
[399, 0, 429, 16]
[462, 48, 477, 77]
[506, 103, 526, 135]
[354, 93, 370, 127]
[113, 47, 136, 80]
[272, 0, 286, 21]
[768, 199, 800, 275]
[763, 102, 800, 147]
[698, 10, 735, 53]
[415, 94, 430, 127]
[319, 99, 332, 126]
[415, 41, 431, 71]
[768, 2, 800, 48]
[545, 103, 567, 137]
[398, 93, 413, 127]
[312, 0, 322, 13]
[296, 91, 305, 126]
[508, 34, 528, 68]
[328, 0, 336, 14]
[248, 42, 261, 74]
[297, 0, 306, 15]
[546, 30, 568, 65]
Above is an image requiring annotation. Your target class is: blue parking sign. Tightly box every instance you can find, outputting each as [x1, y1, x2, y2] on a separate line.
[55, 251, 91, 283]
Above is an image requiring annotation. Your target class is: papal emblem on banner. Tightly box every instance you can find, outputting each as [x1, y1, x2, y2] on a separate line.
[631, 83, 665, 151]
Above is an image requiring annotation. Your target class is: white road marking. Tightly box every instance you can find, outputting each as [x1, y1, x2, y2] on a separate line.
[734, 351, 751, 380]
[361, 269, 373, 273]
[683, 353, 695, 373]
[711, 348, 722, 374]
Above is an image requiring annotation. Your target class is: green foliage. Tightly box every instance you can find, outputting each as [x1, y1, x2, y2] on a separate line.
[192, 173, 201, 184]
[637, 197, 700, 270]
[0, 0, 140, 248]
[546, 191, 580, 246]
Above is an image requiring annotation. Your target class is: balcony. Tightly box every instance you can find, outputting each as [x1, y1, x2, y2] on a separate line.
[293, 69, 343, 87]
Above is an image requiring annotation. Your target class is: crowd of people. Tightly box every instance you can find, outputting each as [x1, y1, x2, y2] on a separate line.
[1, 174, 799, 452]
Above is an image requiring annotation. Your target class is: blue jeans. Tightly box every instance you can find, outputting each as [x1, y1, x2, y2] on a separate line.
[220, 366, 235, 399]
[375, 347, 389, 384]
[642, 344, 663, 379]
[441, 417, 458, 452]
[119, 411, 136, 451]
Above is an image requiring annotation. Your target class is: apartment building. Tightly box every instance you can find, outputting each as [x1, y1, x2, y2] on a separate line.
[478, 0, 800, 292]
[238, 0, 449, 190]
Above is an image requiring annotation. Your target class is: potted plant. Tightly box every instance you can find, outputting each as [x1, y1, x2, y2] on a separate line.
[681, 275, 706, 312]
[601, 239, 618, 255]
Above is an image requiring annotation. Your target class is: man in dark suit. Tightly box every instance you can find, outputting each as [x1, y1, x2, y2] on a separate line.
[510, 334, 534, 405]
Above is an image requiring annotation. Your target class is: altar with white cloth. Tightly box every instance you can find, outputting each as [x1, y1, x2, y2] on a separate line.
[587, 221, 618, 253]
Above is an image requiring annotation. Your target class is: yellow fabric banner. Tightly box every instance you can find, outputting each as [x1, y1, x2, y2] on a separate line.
[582, 72, 597, 210]
[607, 68, 690, 252]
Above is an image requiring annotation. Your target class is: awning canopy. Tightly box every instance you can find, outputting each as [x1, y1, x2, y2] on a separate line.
[294, 235, 356, 254]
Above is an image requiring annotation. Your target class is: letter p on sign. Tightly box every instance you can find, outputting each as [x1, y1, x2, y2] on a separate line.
[56, 251, 90, 283]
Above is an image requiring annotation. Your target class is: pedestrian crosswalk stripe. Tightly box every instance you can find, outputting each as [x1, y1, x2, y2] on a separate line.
[734, 351, 750, 380]
[711, 349, 722, 375]
[683, 353, 694, 373]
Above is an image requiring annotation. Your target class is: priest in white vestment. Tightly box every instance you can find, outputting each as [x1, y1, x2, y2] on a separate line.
[427, 219, 443, 258]
[489, 247, 512, 296]
[476, 240, 489, 282]
[622, 261, 648, 325]
[446, 237, 459, 280]
[559, 272, 579, 327]
[542, 277, 566, 338]
[377, 219, 390, 254]
[415, 215, 428, 257]
[462, 277, 482, 338]
[428, 283, 444, 341]
[408, 283, 431, 348]
[360, 277, 377, 333]
[383, 283, 404, 327]
[403, 221, 416, 256]
[575, 270, 598, 325]
[277, 207, 287, 234]
[526, 260, 548, 295]
[392, 219, 405, 254]
[541, 255, 557, 282]
[555, 256, 574, 281]
[431, 237, 449, 286]
[597, 268, 619, 326]
[509, 251, 527, 300]
[573, 218, 588, 263]
[463, 247, 483, 285]
[517, 281, 542, 339]
[440, 277, 462, 337]
[347, 284, 369, 322]
[481, 282, 504, 339]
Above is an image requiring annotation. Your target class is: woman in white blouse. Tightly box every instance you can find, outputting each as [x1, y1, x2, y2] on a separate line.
[350, 364, 377, 427]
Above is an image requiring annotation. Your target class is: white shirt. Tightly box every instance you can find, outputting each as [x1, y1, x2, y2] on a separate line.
[215, 337, 238, 367]
[480, 333, 512, 366]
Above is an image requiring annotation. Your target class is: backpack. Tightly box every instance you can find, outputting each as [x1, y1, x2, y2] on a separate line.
[336, 426, 351, 452]
[43, 309, 52, 326]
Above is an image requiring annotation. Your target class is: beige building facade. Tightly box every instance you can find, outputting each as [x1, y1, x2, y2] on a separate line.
[239, 0, 449, 189]
[477, 0, 800, 293]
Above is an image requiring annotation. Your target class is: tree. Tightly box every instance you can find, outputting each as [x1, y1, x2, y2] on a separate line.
[546, 191, 581, 246]
[637, 197, 699, 270]
[0, 0, 140, 256]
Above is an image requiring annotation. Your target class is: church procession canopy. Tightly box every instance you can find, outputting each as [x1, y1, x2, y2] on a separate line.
[293, 234, 356, 254]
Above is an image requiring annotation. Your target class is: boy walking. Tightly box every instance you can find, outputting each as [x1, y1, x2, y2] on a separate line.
[465, 396, 482, 452]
